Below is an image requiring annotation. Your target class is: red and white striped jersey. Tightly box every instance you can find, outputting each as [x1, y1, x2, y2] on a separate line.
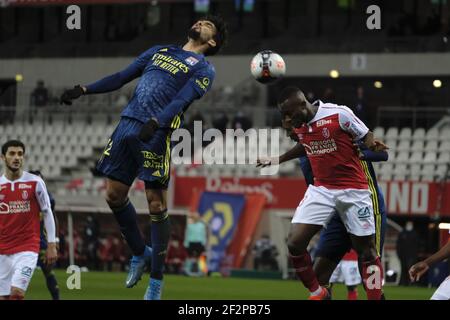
[0, 171, 52, 254]
[294, 101, 369, 190]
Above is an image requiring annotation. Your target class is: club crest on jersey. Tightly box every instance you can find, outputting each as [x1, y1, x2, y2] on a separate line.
[185, 56, 199, 66]
[22, 191, 28, 200]
[322, 128, 330, 139]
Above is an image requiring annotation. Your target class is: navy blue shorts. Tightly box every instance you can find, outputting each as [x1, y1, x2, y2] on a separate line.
[96, 117, 172, 189]
[315, 208, 386, 264]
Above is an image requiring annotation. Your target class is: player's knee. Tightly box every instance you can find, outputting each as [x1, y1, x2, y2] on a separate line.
[105, 189, 127, 207]
[148, 200, 165, 213]
[286, 234, 306, 255]
[9, 289, 24, 300]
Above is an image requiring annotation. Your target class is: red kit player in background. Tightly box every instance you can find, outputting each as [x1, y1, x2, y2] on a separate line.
[0, 140, 57, 300]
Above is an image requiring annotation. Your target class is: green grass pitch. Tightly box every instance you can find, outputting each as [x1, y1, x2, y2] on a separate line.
[26, 269, 436, 300]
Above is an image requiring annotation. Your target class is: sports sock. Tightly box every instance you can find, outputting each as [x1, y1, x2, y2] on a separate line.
[150, 210, 170, 280]
[290, 252, 320, 293]
[347, 289, 358, 300]
[110, 199, 145, 256]
[45, 271, 60, 300]
[360, 256, 383, 300]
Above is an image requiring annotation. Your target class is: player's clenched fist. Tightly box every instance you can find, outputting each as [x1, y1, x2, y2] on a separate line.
[60, 85, 85, 105]
[409, 261, 429, 282]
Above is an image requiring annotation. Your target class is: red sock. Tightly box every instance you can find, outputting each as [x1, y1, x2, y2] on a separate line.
[361, 256, 383, 300]
[347, 290, 358, 300]
[290, 253, 320, 293]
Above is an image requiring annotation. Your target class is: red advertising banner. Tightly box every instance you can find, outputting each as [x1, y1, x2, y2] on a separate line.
[174, 176, 450, 216]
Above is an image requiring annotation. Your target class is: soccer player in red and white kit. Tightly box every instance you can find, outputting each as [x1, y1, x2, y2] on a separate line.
[0, 140, 57, 300]
[277, 87, 388, 300]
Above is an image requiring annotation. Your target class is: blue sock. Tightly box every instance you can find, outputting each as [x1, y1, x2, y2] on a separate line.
[45, 271, 60, 300]
[150, 210, 170, 280]
[110, 199, 145, 256]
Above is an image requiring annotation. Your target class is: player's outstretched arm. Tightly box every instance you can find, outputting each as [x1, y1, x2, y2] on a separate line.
[355, 141, 389, 162]
[60, 46, 161, 105]
[409, 240, 450, 282]
[257, 143, 305, 167]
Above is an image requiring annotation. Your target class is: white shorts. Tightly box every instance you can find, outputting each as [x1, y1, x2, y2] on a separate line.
[292, 185, 375, 236]
[329, 260, 362, 286]
[431, 276, 450, 300]
[0, 251, 38, 296]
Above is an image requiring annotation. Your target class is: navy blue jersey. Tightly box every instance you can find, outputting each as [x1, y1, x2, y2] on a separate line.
[122, 45, 214, 125]
[39, 191, 55, 250]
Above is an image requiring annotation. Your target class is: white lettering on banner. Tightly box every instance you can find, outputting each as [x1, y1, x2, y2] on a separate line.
[411, 183, 428, 214]
[206, 177, 275, 203]
[389, 182, 409, 214]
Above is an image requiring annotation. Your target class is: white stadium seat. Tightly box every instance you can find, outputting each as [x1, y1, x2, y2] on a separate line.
[373, 127, 385, 139]
[385, 127, 399, 140]
[426, 128, 439, 141]
[399, 127, 412, 141]
[412, 128, 426, 141]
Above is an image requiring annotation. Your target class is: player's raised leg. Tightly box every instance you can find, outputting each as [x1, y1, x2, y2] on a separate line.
[144, 186, 170, 300]
[105, 178, 152, 288]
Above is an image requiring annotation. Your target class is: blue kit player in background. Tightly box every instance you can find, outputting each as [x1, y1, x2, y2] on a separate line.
[258, 121, 388, 299]
[60, 16, 228, 300]
[29, 170, 60, 300]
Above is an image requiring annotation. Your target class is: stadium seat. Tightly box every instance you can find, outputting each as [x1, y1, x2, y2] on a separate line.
[437, 152, 450, 164]
[396, 151, 409, 163]
[411, 140, 424, 152]
[399, 128, 412, 141]
[395, 163, 408, 175]
[386, 139, 397, 150]
[426, 128, 439, 141]
[373, 127, 384, 139]
[397, 140, 411, 152]
[440, 141, 450, 152]
[409, 151, 423, 163]
[435, 165, 449, 180]
[412, 128, 426, 141]
[385, 127, 399, 140]
[425, 140, 439, 152]
[423, 152, 437, 163]
[440, 128, 450, 142]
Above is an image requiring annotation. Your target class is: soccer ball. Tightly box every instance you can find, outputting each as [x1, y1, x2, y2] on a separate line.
[250, 50, 286, 84]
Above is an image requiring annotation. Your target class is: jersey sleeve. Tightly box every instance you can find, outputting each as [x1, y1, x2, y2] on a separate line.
[338, 106, 369, 140]
[36, 178, 56, 243]
[36, 178, 52, 213]
[189, 63, 215, 98]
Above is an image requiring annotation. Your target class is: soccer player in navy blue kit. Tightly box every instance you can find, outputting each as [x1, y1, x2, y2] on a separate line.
[30, 170, 60, 300]
[60, 16, 228, 300]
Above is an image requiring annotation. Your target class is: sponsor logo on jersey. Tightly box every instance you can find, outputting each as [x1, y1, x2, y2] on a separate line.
[159, 48, 168, 52]
[322, 127, 330, 139]
[195, 77, 210, 92]
[22, 190, 28, 200]
[151, 53, 189, 74]
[344, 121, 350, 128]
[304, 139, 338, 155]
[7, 201, 31, 214]
[185, 56, 199, 66]
[317, 119, 332, 127]
[18, 183, 32, 189]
